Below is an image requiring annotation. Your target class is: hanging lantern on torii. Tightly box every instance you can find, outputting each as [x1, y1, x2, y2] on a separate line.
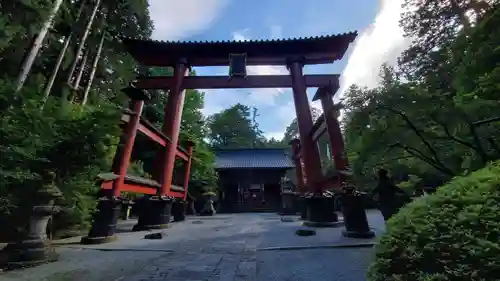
[228, 53, 247, 78]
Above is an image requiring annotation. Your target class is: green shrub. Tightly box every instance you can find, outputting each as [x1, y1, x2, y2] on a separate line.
[367, 161, 500, 281]
[0, 80, 121, 240]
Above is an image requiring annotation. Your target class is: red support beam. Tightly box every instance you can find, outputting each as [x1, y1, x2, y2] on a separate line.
[317, 87, 349, 172]
[288, 60, 323, 193]
[134, 74, 340, 90]
[101, 181, 186, 198]
[159, 60, 188, 195]
[183, 142, 195, 200]
[121, 114, 191, 162]
[102, 181, 156, 195]
[112, 99, 144, 197]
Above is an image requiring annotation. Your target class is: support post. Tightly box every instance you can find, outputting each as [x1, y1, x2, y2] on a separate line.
[82, 87, 149, 244]
[288, 60, 341, 226]
[133, 62, 188, 231]
[160, 59, 189, 195]
[315, 87, 374, 236]
[289, 139, 305, 192]
[183, 141, 195, 201]
[171, 141, 194, 222]
[319, 96, 348, 173]
[287, 60, 323, 191]
[113, 99, 144, 196]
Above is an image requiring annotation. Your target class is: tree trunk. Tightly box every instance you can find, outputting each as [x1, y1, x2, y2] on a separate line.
[68, 49, 89, 103]
[81, 29, 105, 105]
[14, 0, 64, 93]
[67, 0, 102, 85]
[73, 49, 89, 89]
[42, 0, 87, 106]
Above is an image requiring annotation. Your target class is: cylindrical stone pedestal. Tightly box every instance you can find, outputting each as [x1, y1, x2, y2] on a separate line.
[340, 192, 375, 238]
[81, 196, 121, 244]
[133, 196, 173, 231]
[296, 196, 307, 220]
[280, 191, 296, 215]
[171, 199, 187, 222]
[303, 193, 340, 227]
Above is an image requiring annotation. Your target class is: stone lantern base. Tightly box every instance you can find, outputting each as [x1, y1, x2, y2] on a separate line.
[133, 196, 173, 231]
[4, 204, 60, 270]
[81, 196, 121, 244]
[200, 196, 216, 216]
[280, 191, 297, 215]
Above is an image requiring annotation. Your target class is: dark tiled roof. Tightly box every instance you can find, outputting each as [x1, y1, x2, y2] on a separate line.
[120, 32, 358, 67]
[214, 149, 295, 169]
[121, 33, 357, 46]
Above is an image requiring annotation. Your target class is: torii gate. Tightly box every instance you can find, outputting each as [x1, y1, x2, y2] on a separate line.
[82, 32, 374, 244]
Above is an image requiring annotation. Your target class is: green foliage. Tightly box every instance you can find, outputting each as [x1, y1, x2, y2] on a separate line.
[367, 161, 500, 281]
[343, 5, 500, 191]
[396, 174, 422, 196]
[207, 103, 265, 149]
[0, 79, 121, 238]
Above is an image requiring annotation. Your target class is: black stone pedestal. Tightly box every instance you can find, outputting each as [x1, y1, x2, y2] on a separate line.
[133, 196, 173, 231]
[340, 192, 375, 238]
[303, 193, 341, 227]
[171, 200, 187, 222]
[297, 196, 307, 220]
[81, 197, 121, 244]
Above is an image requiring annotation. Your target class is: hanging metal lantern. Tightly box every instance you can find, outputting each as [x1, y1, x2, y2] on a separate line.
[228, 53, 247, 78]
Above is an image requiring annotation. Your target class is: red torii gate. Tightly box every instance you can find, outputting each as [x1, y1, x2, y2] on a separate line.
[83, 32, 374, 244]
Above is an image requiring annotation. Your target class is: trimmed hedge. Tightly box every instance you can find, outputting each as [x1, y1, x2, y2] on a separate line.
[368, 161, 500, 281]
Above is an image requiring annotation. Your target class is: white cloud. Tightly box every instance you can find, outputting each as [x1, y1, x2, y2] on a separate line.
[275, 101, 295, 125]
[264, 131, 285, 141]
[231, 31, 288, 106]
[149, 0, 229, 40]
[339, 0, 411, 96]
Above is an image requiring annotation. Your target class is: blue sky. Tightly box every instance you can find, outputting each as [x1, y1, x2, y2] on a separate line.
[147, 0, 410, 140]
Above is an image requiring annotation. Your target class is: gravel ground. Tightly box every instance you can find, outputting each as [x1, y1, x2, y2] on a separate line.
[0, 211, 385, 281]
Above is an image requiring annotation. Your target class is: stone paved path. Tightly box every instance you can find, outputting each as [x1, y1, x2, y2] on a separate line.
[0, 211, 385, 281]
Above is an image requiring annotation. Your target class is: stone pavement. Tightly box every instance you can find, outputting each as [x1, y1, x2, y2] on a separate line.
[0, 210, 385, 281]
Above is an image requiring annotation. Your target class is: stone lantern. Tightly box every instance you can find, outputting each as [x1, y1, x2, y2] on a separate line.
[4, 171, 62, 269]
[200, 191, 217, 216]
[280, 178, 297, 215]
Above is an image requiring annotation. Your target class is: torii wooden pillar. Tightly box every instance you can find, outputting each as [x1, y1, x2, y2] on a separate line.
[314, 86, 375, 237]
[315, 87, 348, 174]
[159, 59, 189, 196]
[287, 59, 323, 193]
[289, 139, 305, 192]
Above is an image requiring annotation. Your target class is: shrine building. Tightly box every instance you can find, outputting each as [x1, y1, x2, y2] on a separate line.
[214, 148, 295, 213]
